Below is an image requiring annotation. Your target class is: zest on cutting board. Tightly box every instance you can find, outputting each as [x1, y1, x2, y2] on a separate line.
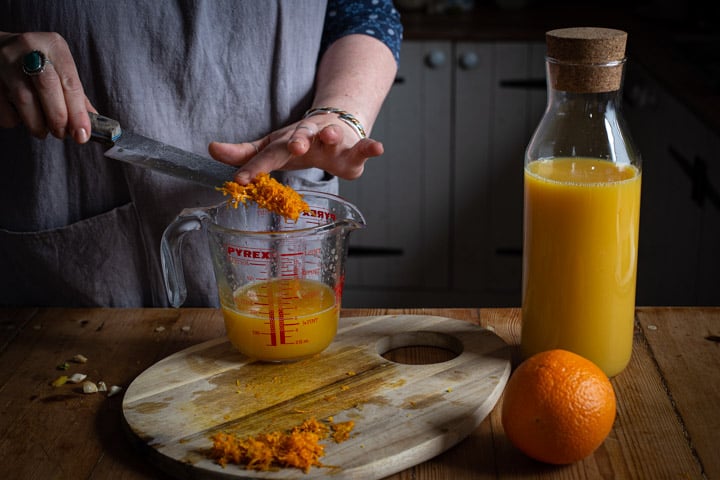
[221, 278, 339, 362]
[521, 158, 641, 377]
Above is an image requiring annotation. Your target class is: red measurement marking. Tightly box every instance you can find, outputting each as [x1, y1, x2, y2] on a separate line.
[266, 317, 277, 346]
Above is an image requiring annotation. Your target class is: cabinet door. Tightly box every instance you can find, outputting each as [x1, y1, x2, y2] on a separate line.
[340, 41, 452, 299]
[453, 41, 545, 301]
[625, 61, 705, 305]
[695, 126, 720, 304]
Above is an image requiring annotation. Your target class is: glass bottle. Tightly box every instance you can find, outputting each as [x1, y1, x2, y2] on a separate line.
[521, 28, 642, 377]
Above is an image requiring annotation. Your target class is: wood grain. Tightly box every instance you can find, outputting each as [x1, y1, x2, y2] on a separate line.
[637, 307, 720, 479]
[0, 307, 716, 480]
[121, 315, 511, 479]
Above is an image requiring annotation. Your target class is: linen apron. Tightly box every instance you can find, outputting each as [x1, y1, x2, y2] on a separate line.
[0, 0, 336, 307]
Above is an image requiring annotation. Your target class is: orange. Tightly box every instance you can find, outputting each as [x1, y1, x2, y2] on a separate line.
[501, 349, 616, 464]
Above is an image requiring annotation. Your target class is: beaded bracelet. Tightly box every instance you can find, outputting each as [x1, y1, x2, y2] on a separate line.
[303, 107, 367, 139]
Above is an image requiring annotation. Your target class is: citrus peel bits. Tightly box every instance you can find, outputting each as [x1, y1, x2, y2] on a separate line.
[216, 173, 310, 221]
[208, 417, 355, 473]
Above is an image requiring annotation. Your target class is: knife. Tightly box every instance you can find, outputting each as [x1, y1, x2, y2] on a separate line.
[89, 112, 238, 188]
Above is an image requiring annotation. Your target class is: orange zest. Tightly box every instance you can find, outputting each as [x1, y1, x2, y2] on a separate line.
[216, 173, 310, 221]
[208, 417, 354, 473]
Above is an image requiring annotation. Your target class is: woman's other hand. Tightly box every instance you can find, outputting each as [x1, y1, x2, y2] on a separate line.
[0, 31, 93, 143]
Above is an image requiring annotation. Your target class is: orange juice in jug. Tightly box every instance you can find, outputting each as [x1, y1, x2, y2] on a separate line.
[221, 278, 339, 362]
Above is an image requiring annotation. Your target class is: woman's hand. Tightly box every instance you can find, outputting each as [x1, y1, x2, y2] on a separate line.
[210, 33, 398, 185]
[208, 113, 384, 184]
[0, 32, 93, 143]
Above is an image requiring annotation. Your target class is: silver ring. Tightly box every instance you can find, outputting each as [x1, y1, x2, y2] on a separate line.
[22, 50, 50, 76]
[250, 142, 259, 154]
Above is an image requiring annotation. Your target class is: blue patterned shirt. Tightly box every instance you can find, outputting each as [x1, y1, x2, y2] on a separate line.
[322, 0, 403, 65]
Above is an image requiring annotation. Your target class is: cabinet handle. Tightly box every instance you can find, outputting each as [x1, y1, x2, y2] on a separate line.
[668, 146, 720, 211]
[458, 51, 479, 70]
[424, 50, 446, 69]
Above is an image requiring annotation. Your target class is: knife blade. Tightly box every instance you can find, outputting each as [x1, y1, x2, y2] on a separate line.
[89, 112, 237, 188]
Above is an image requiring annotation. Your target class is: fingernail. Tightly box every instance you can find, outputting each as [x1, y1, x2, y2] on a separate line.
[75, 127, 88, 144]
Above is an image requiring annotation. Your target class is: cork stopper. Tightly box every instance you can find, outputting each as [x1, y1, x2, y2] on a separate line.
[545, 27, 627, 93]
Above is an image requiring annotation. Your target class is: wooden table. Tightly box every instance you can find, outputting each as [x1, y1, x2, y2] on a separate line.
[0, 307, 717, 479]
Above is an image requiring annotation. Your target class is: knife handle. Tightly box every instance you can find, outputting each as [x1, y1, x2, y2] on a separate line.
[88, 112, 122, 145]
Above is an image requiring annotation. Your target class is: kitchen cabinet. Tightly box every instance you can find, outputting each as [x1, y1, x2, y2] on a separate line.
[339, 41, 453, 307]
[340, 40, 546, 307]
[453, 41, 546, 298]
[625, 61, 720, 305]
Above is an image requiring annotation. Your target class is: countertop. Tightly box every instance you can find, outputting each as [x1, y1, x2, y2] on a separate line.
[1, 307, 718, 479]
[399, 5, 720, 137]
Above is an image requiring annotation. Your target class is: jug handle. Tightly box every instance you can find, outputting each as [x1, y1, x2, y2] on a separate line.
[160, 208, 208, 307]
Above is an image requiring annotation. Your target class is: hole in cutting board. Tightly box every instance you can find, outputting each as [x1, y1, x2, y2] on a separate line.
[377, 331, 462, 365]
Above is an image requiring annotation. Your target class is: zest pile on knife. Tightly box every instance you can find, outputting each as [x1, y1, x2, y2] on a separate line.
[216, 173, 310, 221]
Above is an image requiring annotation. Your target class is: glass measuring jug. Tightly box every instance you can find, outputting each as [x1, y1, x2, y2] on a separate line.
[160, 191, 365, 362]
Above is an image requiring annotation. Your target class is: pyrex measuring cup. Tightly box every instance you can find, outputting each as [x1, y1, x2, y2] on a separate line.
[160, 191, 365, 361]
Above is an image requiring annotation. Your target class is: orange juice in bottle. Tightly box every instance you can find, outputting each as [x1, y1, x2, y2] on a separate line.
[522, 159, 641, 376]
[521, 28, 641, 377]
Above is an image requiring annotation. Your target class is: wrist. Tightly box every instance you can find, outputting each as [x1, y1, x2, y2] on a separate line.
[303, 107, 367, 139]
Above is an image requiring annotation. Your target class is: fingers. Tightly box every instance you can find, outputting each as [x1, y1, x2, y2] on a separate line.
[249, 131, 381, 182]
[233, 145, 292, 185]
[233, 157, 284, 186]
[287, 122, 319, 156]
[315, 123, 343, 146]
[355, 137, 384, 158]
[31, 58, 68, 138]
[209, 117, 384, 184]
[330, 138, 384, 180]
[49, 37, 90, 143]
[10, 77, 47, 137]
[303, 124, 382, 179]
[209, 140, 267, 185]
[208, 141, 261, 165]
[0, 32, 90, 143]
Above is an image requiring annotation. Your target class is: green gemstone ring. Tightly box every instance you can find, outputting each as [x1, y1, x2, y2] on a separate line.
[22, 50, 50, 76]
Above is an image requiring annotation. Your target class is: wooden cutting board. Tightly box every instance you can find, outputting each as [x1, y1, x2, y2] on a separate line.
[122, 314, 511, 479]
